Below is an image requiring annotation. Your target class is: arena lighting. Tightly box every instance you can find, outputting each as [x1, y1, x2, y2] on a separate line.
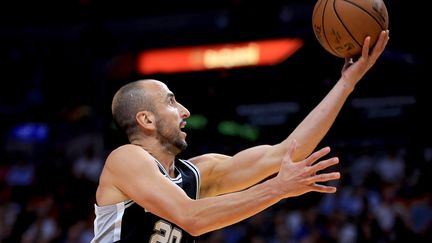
[137, 38, 303, 74]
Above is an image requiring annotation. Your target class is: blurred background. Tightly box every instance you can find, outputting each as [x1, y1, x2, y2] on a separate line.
[0, 0, 430, 242]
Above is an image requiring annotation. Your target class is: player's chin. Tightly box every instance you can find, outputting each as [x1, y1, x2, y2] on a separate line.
[177, 139, 188, 152]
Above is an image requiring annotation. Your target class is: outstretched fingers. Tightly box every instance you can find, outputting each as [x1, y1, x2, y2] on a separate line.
[361, 30, 390, 61]
[302, 146, 331, 166]
[309, 183, 338, 193]
[277, 144, 341, 197]
[305, 158, 340, 192]
[310, 157, 339, 173]
[361, 36, 372, 58]
[371, 30, 390, 57]
[305, 170, 340, 184]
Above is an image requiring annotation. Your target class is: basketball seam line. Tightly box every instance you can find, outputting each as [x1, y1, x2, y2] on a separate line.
[333, 0, 362, 55]
[344, 0, 387, 30]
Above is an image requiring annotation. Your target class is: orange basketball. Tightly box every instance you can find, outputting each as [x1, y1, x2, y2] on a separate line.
[312, 0, 389, 58]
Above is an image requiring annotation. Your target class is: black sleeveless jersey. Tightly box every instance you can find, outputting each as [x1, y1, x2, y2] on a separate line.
[92, 158, 201, 243]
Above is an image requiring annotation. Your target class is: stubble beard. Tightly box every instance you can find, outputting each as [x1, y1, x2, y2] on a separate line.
[156, 119, 188, 155]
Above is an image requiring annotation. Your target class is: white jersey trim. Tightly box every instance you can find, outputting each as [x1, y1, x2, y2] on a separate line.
[91, 200, 134, 242]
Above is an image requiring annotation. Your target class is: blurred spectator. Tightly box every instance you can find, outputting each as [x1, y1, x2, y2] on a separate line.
[338, 222, 357, 243]
[409, 192, 432, 238]
[4, 156, 35, 206]
[0, 183, 21, 241]
[63, 216, 94, 243]
[349, 147, 376, 187]
[20, 193, 60, 243]
[72, 145, 103, 183]
[374, 146, 406, 184]
[5, 157, 34, 188]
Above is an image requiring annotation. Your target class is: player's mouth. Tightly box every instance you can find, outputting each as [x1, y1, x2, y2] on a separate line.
[180, 120, 187, 129]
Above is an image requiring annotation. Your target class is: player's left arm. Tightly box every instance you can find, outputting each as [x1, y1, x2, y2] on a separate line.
[191, 31, 389, 198]
[190, 62, 359, 198]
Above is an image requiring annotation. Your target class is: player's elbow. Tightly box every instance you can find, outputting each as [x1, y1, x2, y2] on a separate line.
[183, 226, 202, 237]
[178, 215, 210, 236]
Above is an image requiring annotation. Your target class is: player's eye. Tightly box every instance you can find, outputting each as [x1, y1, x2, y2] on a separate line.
[169, 97, 175, 105]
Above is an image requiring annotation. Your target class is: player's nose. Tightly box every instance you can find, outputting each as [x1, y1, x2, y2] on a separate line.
[178, 103, 190, 119]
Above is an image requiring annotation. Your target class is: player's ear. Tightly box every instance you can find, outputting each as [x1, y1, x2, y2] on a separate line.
[136, 111, 156, 130]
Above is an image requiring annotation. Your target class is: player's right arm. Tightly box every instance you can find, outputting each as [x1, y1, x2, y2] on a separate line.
[96, 142, 339, 236]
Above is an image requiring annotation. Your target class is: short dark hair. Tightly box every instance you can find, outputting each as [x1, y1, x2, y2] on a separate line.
[111, 80, 155, 140]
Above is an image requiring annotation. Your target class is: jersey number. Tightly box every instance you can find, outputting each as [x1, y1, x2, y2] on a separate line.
[150, 220, 183, 243]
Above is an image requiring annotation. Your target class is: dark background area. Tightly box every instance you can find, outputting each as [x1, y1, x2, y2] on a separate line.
[0, 0, 430, 242]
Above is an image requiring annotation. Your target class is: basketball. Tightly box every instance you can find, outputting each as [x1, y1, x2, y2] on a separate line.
[312, 0, 389, 58]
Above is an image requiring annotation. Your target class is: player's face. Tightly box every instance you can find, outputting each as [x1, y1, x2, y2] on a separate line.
[153, 85, 190, 155]
[156, 115, 188, 155]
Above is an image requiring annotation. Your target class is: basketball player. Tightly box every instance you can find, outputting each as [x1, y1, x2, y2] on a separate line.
[91, 30, 389, 242]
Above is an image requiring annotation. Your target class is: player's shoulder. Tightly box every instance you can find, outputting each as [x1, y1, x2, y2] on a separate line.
[106, 144, 153, 166]
[108, 144, 142, 156]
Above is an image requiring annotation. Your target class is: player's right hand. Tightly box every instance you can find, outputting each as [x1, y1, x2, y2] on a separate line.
[274, 140, 340, 198]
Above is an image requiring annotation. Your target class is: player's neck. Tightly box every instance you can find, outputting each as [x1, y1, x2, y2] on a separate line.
[132, 142, 176, 176]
